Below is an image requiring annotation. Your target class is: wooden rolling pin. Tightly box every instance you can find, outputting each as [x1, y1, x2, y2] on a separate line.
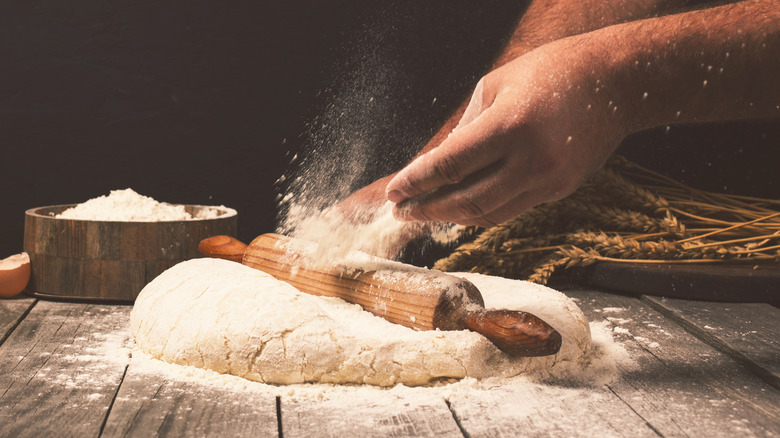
[199, 233, 562, 357]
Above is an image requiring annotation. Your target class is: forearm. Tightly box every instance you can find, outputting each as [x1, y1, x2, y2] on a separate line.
[380, 0, 776, 228]
[347, 0, 765, 215]
[495, 0, 690, 66]
[578, 0, 779, 137]
[422, 0, 702, 156]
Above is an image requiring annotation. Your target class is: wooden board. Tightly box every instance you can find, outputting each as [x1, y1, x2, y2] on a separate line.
[2, 287, 779, 436]
[448, 384, 658, 437]
[0, 302, 131, 437]
[566, 289, 780, 436]
[0, 297, 36, 345]
[282, 393, 462, 438]
[572, 261, 780, 302]
[103, 360, 278, 437]
[643, 296, 780, 389]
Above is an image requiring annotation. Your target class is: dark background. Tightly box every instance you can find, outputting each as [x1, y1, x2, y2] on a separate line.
[1, 0, 777, 258]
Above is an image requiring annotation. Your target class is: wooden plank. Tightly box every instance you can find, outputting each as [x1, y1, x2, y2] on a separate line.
[0, 297, 36, 345]
[0, 301, 131, 438]
[567, 289, 780, 437]
[579, 261, 780, 302]
[102, 360, 278, 437]
[448, 383, 658, 437]
[642, 296, 780, 389]
[282, 392, 462, 437]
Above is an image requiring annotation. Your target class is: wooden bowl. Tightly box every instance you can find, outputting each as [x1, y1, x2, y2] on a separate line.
[23, 204, 237, 302]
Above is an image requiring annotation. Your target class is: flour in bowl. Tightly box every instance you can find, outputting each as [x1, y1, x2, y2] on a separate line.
[56, 189, 226, 221]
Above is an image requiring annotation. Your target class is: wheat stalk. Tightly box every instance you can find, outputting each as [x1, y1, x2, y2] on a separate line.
[434, 155, 780, 285]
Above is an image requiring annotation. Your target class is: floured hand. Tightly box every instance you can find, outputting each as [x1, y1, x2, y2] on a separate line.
[385, 39, 625, 227]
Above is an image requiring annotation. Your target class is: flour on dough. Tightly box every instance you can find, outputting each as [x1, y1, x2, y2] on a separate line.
[130, 258, 590, 387]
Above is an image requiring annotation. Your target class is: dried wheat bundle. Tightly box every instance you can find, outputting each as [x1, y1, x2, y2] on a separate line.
[434, 155, 780, 285]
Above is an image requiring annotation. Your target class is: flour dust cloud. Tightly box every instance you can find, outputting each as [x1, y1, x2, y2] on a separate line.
[275, 11, 432, 259]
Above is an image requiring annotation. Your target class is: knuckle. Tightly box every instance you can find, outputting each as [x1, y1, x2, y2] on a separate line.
[433, 154, 464, 185]
[397, 173, 424, 198]
[453, 195, 485, 220]
[413, 205, 433, 222]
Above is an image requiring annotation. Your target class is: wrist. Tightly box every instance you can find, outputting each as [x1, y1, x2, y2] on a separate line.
[529, 32, 638, 146]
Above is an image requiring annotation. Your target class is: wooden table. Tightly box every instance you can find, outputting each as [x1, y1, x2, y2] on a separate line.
[1, 286, 778, 437]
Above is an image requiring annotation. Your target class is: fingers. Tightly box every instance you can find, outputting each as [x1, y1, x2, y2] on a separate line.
[386, 104, 505, 204]
[335, 174, 395, 221]
[394, 182, 544, 227]
[459, 192, 546, 226]
[391, 161, 513, 222]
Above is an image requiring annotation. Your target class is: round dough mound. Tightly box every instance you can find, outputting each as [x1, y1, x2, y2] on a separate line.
[131, 258, 590, 386]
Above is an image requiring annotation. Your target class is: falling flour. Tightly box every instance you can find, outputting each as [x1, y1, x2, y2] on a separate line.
[286, 200, 460, 264]
[56, 188, 226, 221]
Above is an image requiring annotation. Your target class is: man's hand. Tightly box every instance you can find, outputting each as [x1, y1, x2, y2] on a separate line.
[385, 40, 623, 227]
[338, 0, 690, 228]
[386, 0, 779, 227]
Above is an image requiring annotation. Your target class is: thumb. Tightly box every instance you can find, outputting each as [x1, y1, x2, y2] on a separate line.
[455, 77, 498, 130]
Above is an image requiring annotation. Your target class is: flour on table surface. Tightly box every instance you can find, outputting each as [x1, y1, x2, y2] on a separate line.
[131, 258, 594, 387]
[129, 316, 628, 402]
[33, 310, 133, 395]
[19, 284, 633, 406]
[56, 188, 230, 221]
[27, 311, 630, 404]
[601, 307, 626, 314]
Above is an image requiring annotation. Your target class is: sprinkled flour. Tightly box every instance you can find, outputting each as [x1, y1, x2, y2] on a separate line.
[33, 291, 634, 406]
[56, 188, 227, 221]
[127, 318, 630, 401]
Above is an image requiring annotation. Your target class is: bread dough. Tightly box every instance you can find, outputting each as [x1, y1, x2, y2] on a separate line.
[131, 258, 590, 386]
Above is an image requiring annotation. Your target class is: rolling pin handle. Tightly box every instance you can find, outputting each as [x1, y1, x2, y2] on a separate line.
[198, 235, 247, 263]
[465, 309, 562, 357]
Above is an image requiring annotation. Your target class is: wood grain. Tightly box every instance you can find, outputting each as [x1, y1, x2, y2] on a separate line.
[0, 297, 36, 346]
[576, 261, 780, 302]
[449, 290, 780, 437]
[643, 296, 780, 389]
[567, 289, 780, 437]
[448, 383, 658, 437]
[242, 233, 478, 331]
[103, 364, 278, 437]
[282, 393, 462, 438]
[23, 204, 236, 301]
[0, 302, 131, 438]
[2, 290, 779, 436]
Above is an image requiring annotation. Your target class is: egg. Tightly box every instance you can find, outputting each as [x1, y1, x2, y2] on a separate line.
[0, 252, 31, 298]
